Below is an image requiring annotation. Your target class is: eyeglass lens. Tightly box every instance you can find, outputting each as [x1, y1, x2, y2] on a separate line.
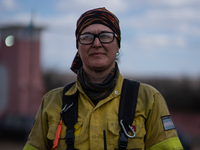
[79, 32, 115, 44]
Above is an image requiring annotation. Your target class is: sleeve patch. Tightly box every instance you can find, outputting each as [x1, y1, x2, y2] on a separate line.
[161, 115, 175, 131]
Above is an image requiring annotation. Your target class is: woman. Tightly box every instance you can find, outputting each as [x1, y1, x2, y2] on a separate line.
[23, 7, 183, 150]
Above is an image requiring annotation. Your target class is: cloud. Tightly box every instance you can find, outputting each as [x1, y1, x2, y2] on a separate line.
[0, 0, 19, 11]
[40, 0, 200, 76]
[131, 0, 200, 8]
[119, 0, 200, 49]
[155, 0, 200, 7]
[56, 0, 128, 14]
[122, 6, 200, 29]
[135, 35, 186, 49]
[1, 0, 199, 76]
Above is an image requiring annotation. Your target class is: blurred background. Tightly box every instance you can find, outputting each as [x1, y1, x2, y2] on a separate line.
[0, 0, 200, 149]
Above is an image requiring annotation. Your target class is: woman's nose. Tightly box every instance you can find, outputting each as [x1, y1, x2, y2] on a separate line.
[92, 37, 102, 47]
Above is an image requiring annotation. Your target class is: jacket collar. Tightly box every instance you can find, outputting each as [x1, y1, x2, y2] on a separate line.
[65, 73, 124, 99]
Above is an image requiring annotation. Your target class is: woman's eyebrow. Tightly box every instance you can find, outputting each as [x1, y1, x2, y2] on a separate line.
[100, 30, 110, 33]
[81, 31, 91, 34]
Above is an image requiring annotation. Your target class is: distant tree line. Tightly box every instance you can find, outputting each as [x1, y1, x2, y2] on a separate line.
[43, 70, 76, 92]
[134, 77, 200, 112]
[43, 70, 200, 112]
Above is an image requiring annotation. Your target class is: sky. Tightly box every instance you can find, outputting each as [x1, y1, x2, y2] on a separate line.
[0, 0, 200, 78]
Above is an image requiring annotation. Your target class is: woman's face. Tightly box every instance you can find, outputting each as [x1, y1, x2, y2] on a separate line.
[78, 24, 119, 73]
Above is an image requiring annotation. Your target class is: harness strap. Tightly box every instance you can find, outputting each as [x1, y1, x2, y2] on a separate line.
[118, 79, 140, 150]
[62, 82, 78, 150]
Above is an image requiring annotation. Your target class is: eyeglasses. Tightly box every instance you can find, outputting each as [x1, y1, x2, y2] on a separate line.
[78, 32, 117, 45]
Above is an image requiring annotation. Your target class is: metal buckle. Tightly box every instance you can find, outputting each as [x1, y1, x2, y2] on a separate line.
[65, 130, 75, 145]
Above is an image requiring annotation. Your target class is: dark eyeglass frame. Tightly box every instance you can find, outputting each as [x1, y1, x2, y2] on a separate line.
[77, 32, 118, 45]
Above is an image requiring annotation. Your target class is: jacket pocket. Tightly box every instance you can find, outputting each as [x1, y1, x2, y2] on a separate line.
[107, 119, 121, 149]
[126, 118, 146, 150]
[47, 124, 58, 140]
[107, 118, 146, 149]
[108, 119, 120, 135]
[131, 118, 146, 138]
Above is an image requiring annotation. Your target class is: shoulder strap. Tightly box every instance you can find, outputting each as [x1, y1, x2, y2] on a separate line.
[62, 81, 78, 150]
[118, 79, 140, 150]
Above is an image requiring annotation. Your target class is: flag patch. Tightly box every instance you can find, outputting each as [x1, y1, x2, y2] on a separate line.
[161, 115, 175, 131]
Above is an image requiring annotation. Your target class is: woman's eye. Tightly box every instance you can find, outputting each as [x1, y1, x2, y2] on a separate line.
[81, 35, 93, 40]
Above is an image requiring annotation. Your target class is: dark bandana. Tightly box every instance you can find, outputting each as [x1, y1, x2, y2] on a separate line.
[71, 7, 121, 74]
[77, 62, 119, 105]
[75, 7, 121, 48]
[70, 52, 82, 74]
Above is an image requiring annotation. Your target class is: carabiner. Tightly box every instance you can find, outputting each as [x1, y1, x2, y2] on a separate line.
[120, 119, 135, 138]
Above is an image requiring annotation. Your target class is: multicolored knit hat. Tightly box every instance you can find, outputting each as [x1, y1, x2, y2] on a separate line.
[71, 7, 121, 74]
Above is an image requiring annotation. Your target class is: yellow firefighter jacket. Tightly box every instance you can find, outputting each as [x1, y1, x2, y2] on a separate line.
[23, 73, 183, 150]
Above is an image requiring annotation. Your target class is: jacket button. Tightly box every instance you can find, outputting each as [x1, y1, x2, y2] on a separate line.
[114, 91, 118, 94]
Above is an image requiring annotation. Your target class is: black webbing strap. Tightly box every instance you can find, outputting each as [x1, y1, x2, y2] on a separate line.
[118, 79, 140, 150]
[62, 81, 78, 150]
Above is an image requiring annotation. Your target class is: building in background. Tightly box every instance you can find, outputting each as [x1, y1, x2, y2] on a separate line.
[0, 24, 45, 135]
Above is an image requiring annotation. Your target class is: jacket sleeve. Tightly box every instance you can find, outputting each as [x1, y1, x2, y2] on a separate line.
[23, 97, 52, 150]
[145, 91, 183, 150]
